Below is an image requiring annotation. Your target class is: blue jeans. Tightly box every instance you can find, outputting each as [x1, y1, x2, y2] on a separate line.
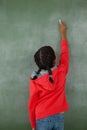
[36, 113, 64, 130]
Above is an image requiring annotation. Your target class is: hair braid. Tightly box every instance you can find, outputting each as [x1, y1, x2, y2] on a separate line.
[46, 66, 54, 83]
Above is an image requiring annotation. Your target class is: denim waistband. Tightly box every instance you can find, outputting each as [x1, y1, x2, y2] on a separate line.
[36, 113, 64, 122]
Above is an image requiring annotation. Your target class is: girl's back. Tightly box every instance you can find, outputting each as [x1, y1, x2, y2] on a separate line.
[28, 21, 69, 130]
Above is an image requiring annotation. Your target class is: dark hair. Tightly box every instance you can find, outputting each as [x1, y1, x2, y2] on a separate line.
[32, 46, 56, 83]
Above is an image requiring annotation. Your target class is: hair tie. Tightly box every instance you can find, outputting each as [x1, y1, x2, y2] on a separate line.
[35, 73, 40, 78]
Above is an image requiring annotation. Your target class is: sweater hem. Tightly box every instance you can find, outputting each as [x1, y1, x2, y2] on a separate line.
[36, 106, 69, 120]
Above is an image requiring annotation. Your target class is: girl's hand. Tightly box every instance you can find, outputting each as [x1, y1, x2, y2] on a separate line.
[32, 128, 35, 130]
[59, 20, 67, 40]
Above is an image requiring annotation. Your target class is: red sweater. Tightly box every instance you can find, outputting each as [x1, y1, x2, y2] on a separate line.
[28, 40, 69, 128]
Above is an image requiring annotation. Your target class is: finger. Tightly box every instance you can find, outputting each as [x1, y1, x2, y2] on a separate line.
[61, 22, 67, 28]
[60, 20, 66, 25]
[59, 20, 65, 26]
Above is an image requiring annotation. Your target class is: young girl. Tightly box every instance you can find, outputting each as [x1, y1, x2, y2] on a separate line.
[28, 21, 69, 130]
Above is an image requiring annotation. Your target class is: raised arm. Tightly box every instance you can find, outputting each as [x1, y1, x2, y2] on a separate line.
[59, 21, 69, 74]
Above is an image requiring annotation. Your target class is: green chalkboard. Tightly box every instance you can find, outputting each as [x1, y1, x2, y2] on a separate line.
[0, 0, 87, 130]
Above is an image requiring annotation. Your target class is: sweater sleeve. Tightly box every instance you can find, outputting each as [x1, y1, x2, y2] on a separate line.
[28, 79, 38, 128]
[59, 40, 69, 75]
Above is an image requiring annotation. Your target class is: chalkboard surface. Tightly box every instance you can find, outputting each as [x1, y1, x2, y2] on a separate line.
[0, 0, 87, 130]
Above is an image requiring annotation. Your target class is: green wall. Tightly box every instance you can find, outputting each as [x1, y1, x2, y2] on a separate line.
[0, 0, 87, 130]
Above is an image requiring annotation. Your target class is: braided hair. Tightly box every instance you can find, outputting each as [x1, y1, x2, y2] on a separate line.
[32, 46, 56, 83]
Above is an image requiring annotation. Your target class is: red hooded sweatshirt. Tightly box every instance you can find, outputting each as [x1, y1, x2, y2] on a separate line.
[28, 40, 69, 128]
